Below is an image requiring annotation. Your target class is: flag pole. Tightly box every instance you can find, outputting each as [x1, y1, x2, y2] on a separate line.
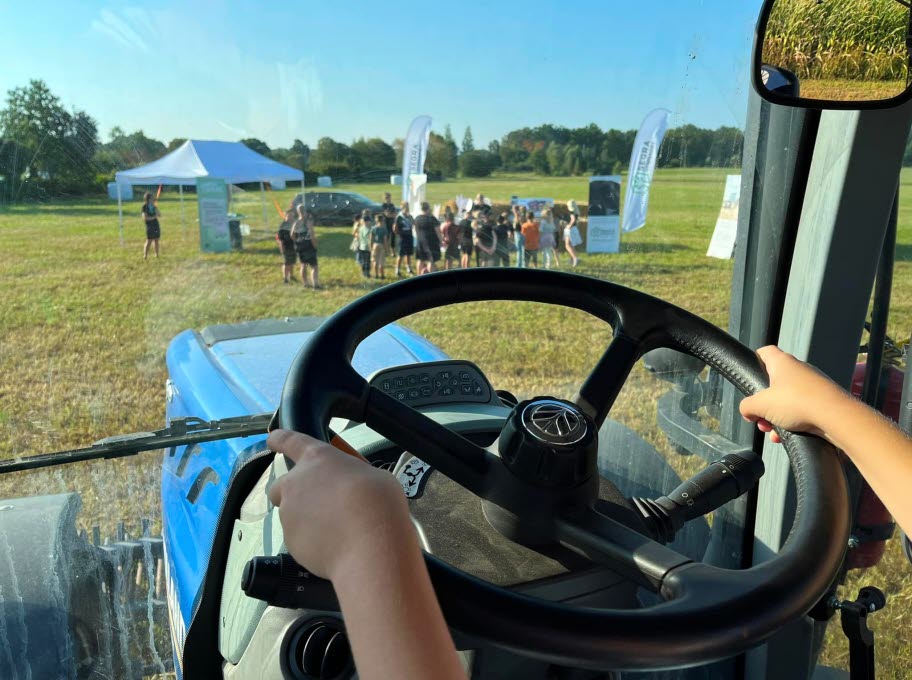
[179, 184, 186, 236]
[259, 181, 269, 229]
[117, 182, 124, 247]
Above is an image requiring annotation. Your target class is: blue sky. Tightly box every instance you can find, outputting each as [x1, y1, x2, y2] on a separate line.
[0, 1, 764, 148]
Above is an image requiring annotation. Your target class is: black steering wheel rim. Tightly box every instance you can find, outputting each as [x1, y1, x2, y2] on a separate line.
[278, 268, 849, 671]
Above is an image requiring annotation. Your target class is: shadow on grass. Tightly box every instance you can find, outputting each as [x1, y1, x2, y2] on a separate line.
[2, 205, 118, 217]
[894, 243, 912, 262]
[619, 242, 689, 254]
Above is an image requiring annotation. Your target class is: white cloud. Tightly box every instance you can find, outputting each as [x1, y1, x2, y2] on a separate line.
[91, 7, 156, 54]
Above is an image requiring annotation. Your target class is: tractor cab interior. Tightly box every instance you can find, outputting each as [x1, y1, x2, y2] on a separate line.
[2, 1, 912, 679]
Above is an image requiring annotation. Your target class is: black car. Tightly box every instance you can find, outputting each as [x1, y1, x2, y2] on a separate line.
[292, 190, 383, 225]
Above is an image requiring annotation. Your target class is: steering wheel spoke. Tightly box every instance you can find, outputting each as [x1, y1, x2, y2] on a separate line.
[363, 386, 500, 497]
[575, 333, 643, 428]
[553, 503, 692, 593]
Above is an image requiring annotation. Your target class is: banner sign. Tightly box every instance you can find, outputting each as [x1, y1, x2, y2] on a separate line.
[706, 174, 742, 259]
[401, 115, 432, 202]
[197, 177, 230, 253]
[622, 108, 671, 233]
[509, 197, 554, 217]
[587, 176, 621, 253]
[408, 173, 428, 215]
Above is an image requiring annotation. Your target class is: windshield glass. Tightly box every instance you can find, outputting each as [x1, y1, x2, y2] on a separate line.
[0, 2, 849, 678]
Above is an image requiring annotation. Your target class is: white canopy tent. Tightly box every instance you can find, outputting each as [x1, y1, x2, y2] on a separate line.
[113, 140, 303, 244]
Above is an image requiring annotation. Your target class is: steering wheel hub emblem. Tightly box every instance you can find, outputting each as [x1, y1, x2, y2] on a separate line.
[521, 399, 587, 446]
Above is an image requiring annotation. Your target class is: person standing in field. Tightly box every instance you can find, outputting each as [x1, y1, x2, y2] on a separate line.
[493, 213, 511, 266]
[381, 192, 397, 252]
[564, 199, 582, 267]
[277, 208, 298, 283]
[521, 212, 540, 268]
[473, 218, 498, 266]
[513, 215, 526, 268]
[394, 201, 415, 277]
[291, 207, 321, 289]
[440, 209, 460, 270]
[414, 201, 442, 275]
[538, 207, 560, 269]
[141, 192, 161, 260]
[370, 213, 390, 279]
[458, 207, 475, 269]
[353, 211, 371, 278]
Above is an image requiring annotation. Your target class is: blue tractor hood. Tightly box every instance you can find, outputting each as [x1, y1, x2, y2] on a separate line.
[161, 317, 448, 663]
[167, 316, 449, 416]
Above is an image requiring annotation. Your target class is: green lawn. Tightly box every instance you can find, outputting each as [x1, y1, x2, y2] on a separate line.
[1, 168, 911, 676]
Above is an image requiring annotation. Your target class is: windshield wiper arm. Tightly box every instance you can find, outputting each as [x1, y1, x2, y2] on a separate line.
[0, 413, 273, 474]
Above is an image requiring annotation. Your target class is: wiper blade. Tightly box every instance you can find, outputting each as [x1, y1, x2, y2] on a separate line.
[0, 413, 273, 474]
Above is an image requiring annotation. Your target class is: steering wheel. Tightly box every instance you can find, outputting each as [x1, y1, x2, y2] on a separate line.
[278, 268, 849, 671]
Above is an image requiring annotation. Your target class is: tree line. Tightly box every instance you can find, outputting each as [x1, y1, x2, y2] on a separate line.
[1, 79, 748, 201]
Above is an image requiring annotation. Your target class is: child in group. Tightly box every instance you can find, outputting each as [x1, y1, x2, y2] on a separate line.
[538, 207, 559, 269]
[560, 219, 579, 268]
[521, 212, 540, 268]
[441, 210, 460, 270]
[513, 216, 526, 268]
[370, 213, 389, 279]
[291, 207, 321, 289]
[352, 212, 371, 278]
[565, 199, 581, 267]
[277, 208, 298, 283]
[266, 344, 912, 679]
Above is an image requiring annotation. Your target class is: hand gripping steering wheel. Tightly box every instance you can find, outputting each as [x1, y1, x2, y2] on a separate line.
[278, 268, 849, 671]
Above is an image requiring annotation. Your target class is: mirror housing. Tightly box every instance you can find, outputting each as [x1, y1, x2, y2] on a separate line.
[753, 0, 912, 110]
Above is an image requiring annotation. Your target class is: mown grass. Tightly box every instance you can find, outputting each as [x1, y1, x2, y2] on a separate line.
[799, 78, 908, 103]
[1, 168, 912, 676]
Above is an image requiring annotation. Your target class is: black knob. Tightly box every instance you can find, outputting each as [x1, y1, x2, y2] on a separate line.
[242, 554, 338, 611]
[498, 398, 597, 487]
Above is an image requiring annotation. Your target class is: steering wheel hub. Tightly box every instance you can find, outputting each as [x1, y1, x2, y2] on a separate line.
[522, 399, 589, 446]
[499, 398, 598, 489]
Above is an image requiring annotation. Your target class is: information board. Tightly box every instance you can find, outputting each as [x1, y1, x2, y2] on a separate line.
[587, 175, 621, 253]
[197, 177, 230, 253]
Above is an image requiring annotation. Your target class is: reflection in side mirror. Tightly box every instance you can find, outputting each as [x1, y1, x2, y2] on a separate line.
[754, 0, 912, 108]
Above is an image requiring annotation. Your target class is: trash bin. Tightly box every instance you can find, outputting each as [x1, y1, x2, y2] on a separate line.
[228, 217, 243, 250]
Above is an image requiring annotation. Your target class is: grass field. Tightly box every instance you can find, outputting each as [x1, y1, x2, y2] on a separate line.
[1, 168, 912, 676]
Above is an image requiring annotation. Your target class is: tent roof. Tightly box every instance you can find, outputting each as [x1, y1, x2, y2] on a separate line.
[114, 140, 303, 186]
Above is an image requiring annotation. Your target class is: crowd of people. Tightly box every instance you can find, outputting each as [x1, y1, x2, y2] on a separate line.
[273, 191, 585, 286]
[347, 192, 583, 281]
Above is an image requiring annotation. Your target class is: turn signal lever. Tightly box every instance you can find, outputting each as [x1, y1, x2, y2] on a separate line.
[242, 553, 338, 611]
[633, 450, 764, 543]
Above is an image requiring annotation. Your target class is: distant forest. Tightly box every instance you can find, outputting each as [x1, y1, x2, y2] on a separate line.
[1, 79, 749, 199]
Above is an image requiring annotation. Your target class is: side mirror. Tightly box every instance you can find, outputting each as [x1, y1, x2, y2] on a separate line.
[753, 0, 912, 109]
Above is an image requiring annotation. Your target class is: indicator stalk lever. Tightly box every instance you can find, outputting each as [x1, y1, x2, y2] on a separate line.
[634, 450, 764, 543]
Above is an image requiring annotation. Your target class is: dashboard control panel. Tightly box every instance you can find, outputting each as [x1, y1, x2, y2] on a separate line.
[369, 360, 497, 408]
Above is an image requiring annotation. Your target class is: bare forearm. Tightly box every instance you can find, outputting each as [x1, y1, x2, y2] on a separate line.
[819, 393, 912, 535]
[333, 525, 465, 680]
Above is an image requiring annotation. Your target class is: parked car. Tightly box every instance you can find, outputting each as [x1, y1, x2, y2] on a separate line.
[292, 191, 382, 225]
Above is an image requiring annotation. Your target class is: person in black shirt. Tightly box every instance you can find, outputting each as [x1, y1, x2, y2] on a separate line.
[394, 201, 415, 277]
[458, 209, 475, 269]
[277, 207, 298, 283]
[473, 193, 492, 217]
[474, 219, 498, 266]
[141, 192, 161, 260]
[291, 207, 321, 289]
[493, 213, 511, 266]
[381, 192, 397, 250]
[414, 201, 442, 275]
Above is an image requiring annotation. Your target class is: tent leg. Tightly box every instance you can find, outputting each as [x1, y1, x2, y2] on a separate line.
[179, 184, 185, 236]
[117, 184, 124, 247]
[260, 182, 269, 229]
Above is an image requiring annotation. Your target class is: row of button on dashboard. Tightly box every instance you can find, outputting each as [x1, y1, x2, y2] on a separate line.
[379, 369, 475, 392]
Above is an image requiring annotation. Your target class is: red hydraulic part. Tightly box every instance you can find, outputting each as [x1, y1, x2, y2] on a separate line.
[844, 362, 902, 570]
